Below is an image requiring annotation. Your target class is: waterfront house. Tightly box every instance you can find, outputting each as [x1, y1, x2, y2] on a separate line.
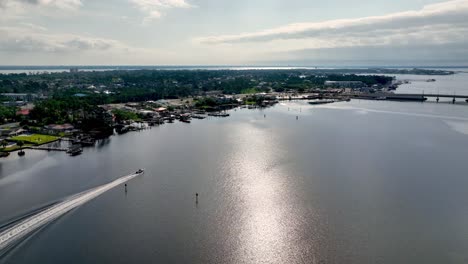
[138, 110, 157, 117]
[0, 123, 20, 136]
[155, 107, 168, 113]
[325, 81, 365, 88]
[44, 124, 75, 134]
[16, 109, 30, 116]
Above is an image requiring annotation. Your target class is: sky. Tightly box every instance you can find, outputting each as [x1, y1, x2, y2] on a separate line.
[0, 0, 467, 66]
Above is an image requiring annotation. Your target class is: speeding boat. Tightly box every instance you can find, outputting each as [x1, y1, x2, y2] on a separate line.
[136, 169, 145, 174]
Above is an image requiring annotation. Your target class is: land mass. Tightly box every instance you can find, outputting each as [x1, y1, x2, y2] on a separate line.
[0, 68, 455, 156]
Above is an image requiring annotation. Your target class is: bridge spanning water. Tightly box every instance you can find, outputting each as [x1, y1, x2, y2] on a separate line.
[0, 171, 143, 254]
[353, 93, 468, 102]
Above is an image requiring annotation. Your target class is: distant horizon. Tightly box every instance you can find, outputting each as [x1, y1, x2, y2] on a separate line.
[1, 65, 468, 69]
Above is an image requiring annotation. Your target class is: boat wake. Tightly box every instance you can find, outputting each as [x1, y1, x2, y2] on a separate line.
[0, 171, 143, 254]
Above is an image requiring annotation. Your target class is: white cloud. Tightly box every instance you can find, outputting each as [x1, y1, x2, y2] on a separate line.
[0, 26, 125, 53]
[0, 0, 82, 21]
[130, 0, 193, 22]
[0, 0, 82, 10]
[195, 0, 468, 48]
[0, 24, 185, 65]
[19, 22, 48, 31]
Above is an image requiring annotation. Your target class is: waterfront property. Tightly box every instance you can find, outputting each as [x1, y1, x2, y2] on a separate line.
[324, 80, 365, 88]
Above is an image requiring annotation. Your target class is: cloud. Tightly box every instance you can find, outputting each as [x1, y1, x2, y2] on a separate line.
[267, 43, 468, 66]
[130, 0, 193, 22]
[0, 0, 82, 10]
[0, 26, 126, 53]
[0, 0, 82, 21]
[19, 22, 48, 31]
[195, 0, 468, 48]
[0, 24, 184, 65]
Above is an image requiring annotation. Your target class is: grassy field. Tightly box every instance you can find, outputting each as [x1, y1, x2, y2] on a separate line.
[10, 134, 59, 145]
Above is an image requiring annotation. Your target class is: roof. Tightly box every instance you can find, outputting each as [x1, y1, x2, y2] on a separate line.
[16, 109, 30, 116]
[45, 124, 74, 130]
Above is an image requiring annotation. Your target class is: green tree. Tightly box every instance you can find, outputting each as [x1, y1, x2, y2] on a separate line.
[112, 109, 139, 122]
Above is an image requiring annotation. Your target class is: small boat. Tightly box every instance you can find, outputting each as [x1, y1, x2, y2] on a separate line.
[18, 150, 25, 156]
[67, 145, 83, 156]
[308, 99, 336, 105]
[179, 114, 191, 123]
[136, 169, 145, 174]
[69, 149, 82, 156]
[80, 137, 96, 146]
[208, 112, 230, 117]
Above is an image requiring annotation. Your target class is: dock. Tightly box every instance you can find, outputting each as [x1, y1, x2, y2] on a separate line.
[28, 146, 68, 152]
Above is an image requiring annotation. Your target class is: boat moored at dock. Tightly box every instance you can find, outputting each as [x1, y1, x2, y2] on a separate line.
[308, 99, 337, 105]
[67, 145, 83, 156]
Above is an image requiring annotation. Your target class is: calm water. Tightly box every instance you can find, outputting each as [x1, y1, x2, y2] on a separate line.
[1, 97, 468, 263]
[395, 70, 468, 96]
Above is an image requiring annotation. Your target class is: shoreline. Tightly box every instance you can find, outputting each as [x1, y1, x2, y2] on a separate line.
[2, 88, 468, 159]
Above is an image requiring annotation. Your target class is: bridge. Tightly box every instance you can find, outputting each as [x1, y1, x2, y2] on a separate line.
[352, 93, 468, 103]
[0, 171, 144, 254]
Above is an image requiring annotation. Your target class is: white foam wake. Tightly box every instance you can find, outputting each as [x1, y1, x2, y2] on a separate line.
[0, 171, 142, 253]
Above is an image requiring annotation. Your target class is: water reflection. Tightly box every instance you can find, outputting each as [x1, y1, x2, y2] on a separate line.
[224, 121, 309, 263]
[97, 138, 112, 149]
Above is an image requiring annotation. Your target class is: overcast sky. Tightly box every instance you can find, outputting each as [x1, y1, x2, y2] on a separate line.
[0, 0, 467, 66]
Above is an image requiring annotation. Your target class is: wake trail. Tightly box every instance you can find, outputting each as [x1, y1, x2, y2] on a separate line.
[0, 171, 142, 253]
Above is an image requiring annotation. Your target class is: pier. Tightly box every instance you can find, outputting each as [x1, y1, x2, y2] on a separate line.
[0, 171, 144, 254]
[28, 146, 68, 152]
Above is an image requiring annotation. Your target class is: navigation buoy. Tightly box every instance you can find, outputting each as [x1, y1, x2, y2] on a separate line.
[296, 116, 299, 120]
